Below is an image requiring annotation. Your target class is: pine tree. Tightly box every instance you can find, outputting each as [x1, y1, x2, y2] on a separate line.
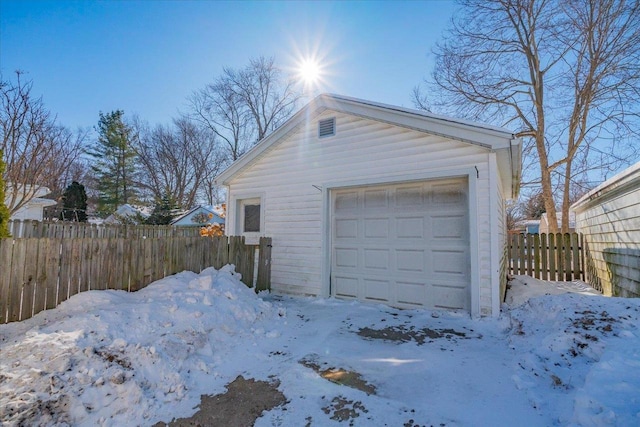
[60, 181, 88, 222]
[146, 193, 178, 225]
[88, 110, 138, 217]
[0, 150, 11, 237]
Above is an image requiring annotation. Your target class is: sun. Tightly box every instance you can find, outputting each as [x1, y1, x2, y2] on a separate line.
[299, 59, 321, 85]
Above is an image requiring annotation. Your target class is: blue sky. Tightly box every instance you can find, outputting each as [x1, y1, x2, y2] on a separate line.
[0, 0, 457, 130]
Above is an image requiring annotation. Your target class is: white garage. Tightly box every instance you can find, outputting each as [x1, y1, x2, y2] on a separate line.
[332, 179, 470, 310]
[215, 94, 521, 316]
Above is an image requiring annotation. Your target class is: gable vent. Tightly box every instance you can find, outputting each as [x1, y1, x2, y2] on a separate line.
[318, 117, 336, 138]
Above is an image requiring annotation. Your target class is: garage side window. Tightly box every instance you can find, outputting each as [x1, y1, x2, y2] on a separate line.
[239, 198, 262, 235]
[243, 203, 260, 232]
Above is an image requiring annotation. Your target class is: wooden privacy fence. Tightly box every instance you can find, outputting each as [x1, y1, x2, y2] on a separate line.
[508, 233, 584, 281]
[7, 219, 202, 238]
[0, 235, 272, 324]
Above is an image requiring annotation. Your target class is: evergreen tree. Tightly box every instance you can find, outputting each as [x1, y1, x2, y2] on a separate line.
[88, 110, 138, 217]
[60, 181, 88, 222]
[0, 150, 11, 237]
[146, 193, 178, 225]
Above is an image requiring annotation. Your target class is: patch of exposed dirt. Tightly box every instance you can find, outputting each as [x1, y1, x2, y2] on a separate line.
[299, 354, 377, 395]
[357, 324, 479, 345]
[155, 375, 286, 427]
[322, 396, 369, 425]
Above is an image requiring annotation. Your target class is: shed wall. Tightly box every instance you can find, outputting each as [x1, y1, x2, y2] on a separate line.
[227, 110, 498, 314]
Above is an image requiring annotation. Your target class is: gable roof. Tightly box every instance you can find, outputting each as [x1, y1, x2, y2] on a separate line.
[171, 205, 225, 226]
[215, 94, 521, 198]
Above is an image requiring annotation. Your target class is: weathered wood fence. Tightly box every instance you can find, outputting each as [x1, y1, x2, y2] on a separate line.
[7, 219, 202, 238]
[0, 234, 272, 324]
[508, 233, 584, 281]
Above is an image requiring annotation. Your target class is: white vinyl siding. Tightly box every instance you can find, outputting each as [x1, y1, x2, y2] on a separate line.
[226, 111, 497, 314]
[573, 164, 640, 297]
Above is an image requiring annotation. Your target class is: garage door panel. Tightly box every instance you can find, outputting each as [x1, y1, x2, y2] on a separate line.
[364, 189, 388, 208]
[334, 276, 358, 298]
[364, 218, 389, 238]
[432, 249, 468, 276]
[396, 216, 425, 238]
[396, 186, 425, 207]
[363, 278, 391, 302]
[432, 215, 466, 239]
[431, 283, 467, 310]
[396, 249, 425, 272]
[335, 192, 359, 210]
[332, 178, 470, 311]
[396, 281, 427, 307]
[335, 218, 358, 238]
[335, 248, 358, 268]
[363, 248, 389, 269]
[431, 183, 466, 204]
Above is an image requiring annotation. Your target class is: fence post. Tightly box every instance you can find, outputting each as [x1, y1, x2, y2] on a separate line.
[256, 237, 272, 292]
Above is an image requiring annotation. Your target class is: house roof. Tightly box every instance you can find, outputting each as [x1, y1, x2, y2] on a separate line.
[214, 94, 521, 198]
[571, 161, 640, 212]
[170, 205, 225, 226]
[28, 197, 58, 207]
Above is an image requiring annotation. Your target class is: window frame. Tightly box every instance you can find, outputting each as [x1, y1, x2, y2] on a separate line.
[235, 195, 264, 244]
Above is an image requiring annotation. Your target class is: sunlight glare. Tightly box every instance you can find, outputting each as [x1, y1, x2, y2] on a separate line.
[299, 58, 321, 86]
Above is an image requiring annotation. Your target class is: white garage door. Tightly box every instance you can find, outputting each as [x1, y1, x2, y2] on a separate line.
[331, 178, 470, 310]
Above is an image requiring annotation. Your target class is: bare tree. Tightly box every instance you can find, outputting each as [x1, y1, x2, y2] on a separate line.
[135, 116, 224, 209]
[190, 56, 301, 162]
[1, 72, 85, 215]
[190, 78, 249, 161]
[416, 0, 640, 232]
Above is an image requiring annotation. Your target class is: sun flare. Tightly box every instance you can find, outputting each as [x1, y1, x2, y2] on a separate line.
[299, 58, 321, 85]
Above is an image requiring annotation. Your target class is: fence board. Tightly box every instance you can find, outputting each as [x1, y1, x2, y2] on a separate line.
[79, 239, 92, 293]
[525, 234, 533, 276]
[8, 239, 26, 322]
[548, 234, 556, 280]
[0, 240, 13, 324]
[563, 233, 573, 281]
[59, 239, 73, 305]
[532, 234, 540, 279]
[540, 233, 548, 281]
[129, 238, 142, 292]
[21, 239, 40, 320]
[68, 239, 82, 298]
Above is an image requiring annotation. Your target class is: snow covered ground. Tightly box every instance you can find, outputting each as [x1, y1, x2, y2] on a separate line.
[1, 268, 639, 426]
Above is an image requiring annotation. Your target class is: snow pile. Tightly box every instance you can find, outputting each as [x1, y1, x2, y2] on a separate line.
[0, 266, 283, 426]
[1, 270, 639, 426]
[509, 292, 640, 425]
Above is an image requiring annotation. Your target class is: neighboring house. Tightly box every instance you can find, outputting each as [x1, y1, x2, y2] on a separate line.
[214, 94, 521, 317]
[171, 205, 225, 227]
[571, 161, 640, 298]
[539, 212, 576, 234]
[104, 204, 150, 225]
[512, 219, 540, 234]
[5, 184, 57, 221]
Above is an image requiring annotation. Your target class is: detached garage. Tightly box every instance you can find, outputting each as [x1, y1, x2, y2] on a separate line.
[215, 94, 521, 316]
